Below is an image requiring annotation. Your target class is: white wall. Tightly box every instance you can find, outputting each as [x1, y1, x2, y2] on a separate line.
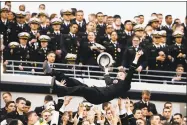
[1, 1, 186, 24]
[0, 92, 186, 116]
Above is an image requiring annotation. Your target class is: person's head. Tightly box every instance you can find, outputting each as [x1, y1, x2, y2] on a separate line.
[106, 16, 113, 25]
[5, 101, 16, 113]
[139, 15, 144, 24]
[157, 13, 163, 25]
[174, 18, 181, 24]
[86, 21, 95, 32]
[24, 100, 31, 113]
[159, 30, 167, 43]
[96, 12, 104, 23]
[18, 32, 30, 45]
[47, 52, 56, 63]
[44, 95, 53, 104]
[110, 31, 118, 41]
[150, 20, 159, 29]
[151, 13, 157, 17]
[62, 9, 72, 21]
[2, 92, 12, 103]
[145, 25, 153, 36]
[39, 4, 45, 11]
[141, 106, 148, 117]
[132, 35, 140, 47]
[150, 115, 161, 125]
[7, 11, 15, 21]
[8, 119, 23, 125]
[134, 16, 140, 24]
[175, 64, 184, 76]
[5, 1, 11, 10]
[51, 18, 62, 31]
[42, 110, 52, 122]
[175, 24, 184, 33]
[162, 107, 171, 119]
[106, 108, 113, 120]
[16, 97, 26, 112]
[61, 111, 69, 122]
[114, 15, 121, 26]
[183, 116, 187, 124]
[88, 13, 96, 22]
[173, 113, 183, 125]
[124, 20, 133, 31]
[133, 109, 143, 119]
[130, 101, 134, 111]
[152, 31, 161, 44]
[105, 24, 113, 34]
[133, 24, 144, 37]
[1, 6, 9, 19]
[49, 13, 57, 20]
[88, 32, 96, 42]
[38, 12, 48, 23]
[29, 19, 40, 30]
[173, 31, 183, 44]
[136, 118, 146, 125]
[103, 15, 107, 23]
[116, 70, 126, 80]
[70, 23, 78, 34]
[25, 11, 31, 22]
[31, 13, 37, 18]
[27, 111, 39, 125]
[102, 102, 111, 111]
[71, 8, 77, 19]
[165, 15, 173, 25]
[19, 4, 25, 11]
[76, 10, 84, 22]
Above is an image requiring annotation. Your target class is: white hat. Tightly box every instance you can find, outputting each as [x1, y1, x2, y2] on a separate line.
[18, 32, 30, 39]
[39, 35, 51, 42]
[29, 17, 40, 24]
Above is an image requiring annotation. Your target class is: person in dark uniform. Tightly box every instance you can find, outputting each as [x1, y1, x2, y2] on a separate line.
[63, 23, 80, 64]
[38, 11, 51, 35]
[50, 51, 142, 105]
[49, 18, 66, 63]
[11, 11, 30, 42]
[148, 16, 159, 32]
[14, 32, 33, 73]
[60, 9, 72, 34]
[71, 10, 86, 33]
[27, 17, 41, 51]
[96, 12, 106, 37]
[171, 64, 186, 85]
[181, 16, 187, 38]
[0, 5, 13, 47]
[32, 35, 51, 73]
[169, 30, 187, 71]
[162, 15, 173, 45]
[103, 31, 122, 67]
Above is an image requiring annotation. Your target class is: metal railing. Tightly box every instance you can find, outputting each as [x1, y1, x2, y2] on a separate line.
[2, 60, 187, 85]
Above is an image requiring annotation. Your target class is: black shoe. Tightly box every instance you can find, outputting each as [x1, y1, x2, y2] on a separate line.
[50, 76, 58, 94]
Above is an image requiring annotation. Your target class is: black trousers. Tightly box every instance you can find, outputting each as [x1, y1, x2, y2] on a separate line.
[55, 63, 137, 104]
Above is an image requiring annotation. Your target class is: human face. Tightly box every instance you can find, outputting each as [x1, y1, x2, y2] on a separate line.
[47, 53, 56, 63]
[63, 14, 71, 21]
[39, 5, 45, 10]
[52, 24, 61, 31]
[3, 93, 12, 103]
[159, 37, 166, 44]
[111, 32, 118, 41]
[7, 11, 14, 21]
[42, 112, 52, 122]
[163, 109, 171, 119]
[29, 112, 39, 124]
[136, 119, 145, 125]
[125, 22, 133, 31]
[115, 18, 121, 26]
[19, 5, 25, 11]
[176, 67, 184, 76]
[116, 72, 126, 80]
[19, 38, 27, 46]
[141, 107, 148, 117]
[152, 21, 159, 29]
[62, 112, 69, 122]
[151, 116, 161, 125]
[134, 110, 143, 119]
[76, 12, 84, 22]
[139, 16, 144, 24]
[175, 37, 182, 44]
[97, 13, 104, 23]
[132, 37, 140, 47]
[1, 10, 8, 19]
[158, 15, 163, 25]
[24, 105, 31, 113]
[106, 110, 113, 120]
[30, 23, 39, 30]
[142, 94, 150, 102]
[70, 24, 78, 34]
[130, 103, 134, 111]
[173, 115, 183, 124]
[153, 37, 160, 45]
[166, 16, 173, 25]
[88, 15, 95, 22]
[88, 32, 95, 42]
[135, 30, 144, 37]
[107, 17, 113, 25]
[6, 103, 16, 113]
[145, 26, 153, 35]
[175, 26, 184, 33]
[41, 41, 48, 48]
[87, 22, 95, 32]
[106, 25, 113, 34]
[16, 100, 26, 112]
[83, 107, 87, 117]
[39, 15, 47, 23]
[135, 17, 140, 24]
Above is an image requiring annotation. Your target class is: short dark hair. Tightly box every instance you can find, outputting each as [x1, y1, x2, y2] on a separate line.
[174, 113, 183, 118]
[124, 20, 132, 25]
[102, 102, 111, 110]
[151, 13, 157, 15]
[70, 23, 78, 27]
[133, 108, 141, 114]
[130, 100, 134, 104]
[163, 107, 170, 112]
[71, 8, 77, 16]
[26, 100, 31, 106]
[8, 119, 19, 125]
[39, 4, 45, 8]
[44, 95, 53, 102]
[157, 13, 163, 16]
[31, 13, 37, 18]
[176, 64, 184, 69]
[27, 111, 36, 120]
[150, 114, 160, 121]
[113, 15, 121, 19]
[165, 15, 172, 19]
[75, 10, 83, 15]
[164, 102, 172, 107]
[16, 97, 26, 103]
[5, 101, 15, 108]
[2, 92, 12, 96]
[132, 35, 141, 41]
[139, 15, 144, 17]
[96, 12, 103, 17]
[5, 1, 11, 5]
[47, 51, 56, 56]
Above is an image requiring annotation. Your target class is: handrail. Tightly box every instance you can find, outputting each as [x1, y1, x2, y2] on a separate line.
[3, 60, 187, 85]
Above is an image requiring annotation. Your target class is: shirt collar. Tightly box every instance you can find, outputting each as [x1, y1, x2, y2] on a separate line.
[64, 20, 70, 25]
[153, 43, 160, 48]
[76, 20, 83, 24]
[176, 43, 181, 46]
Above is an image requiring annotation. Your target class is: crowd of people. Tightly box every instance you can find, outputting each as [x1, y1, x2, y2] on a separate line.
[0, 1, 187, 83]
[0, 1, 187, 125]
[0, 91, 186, 125]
